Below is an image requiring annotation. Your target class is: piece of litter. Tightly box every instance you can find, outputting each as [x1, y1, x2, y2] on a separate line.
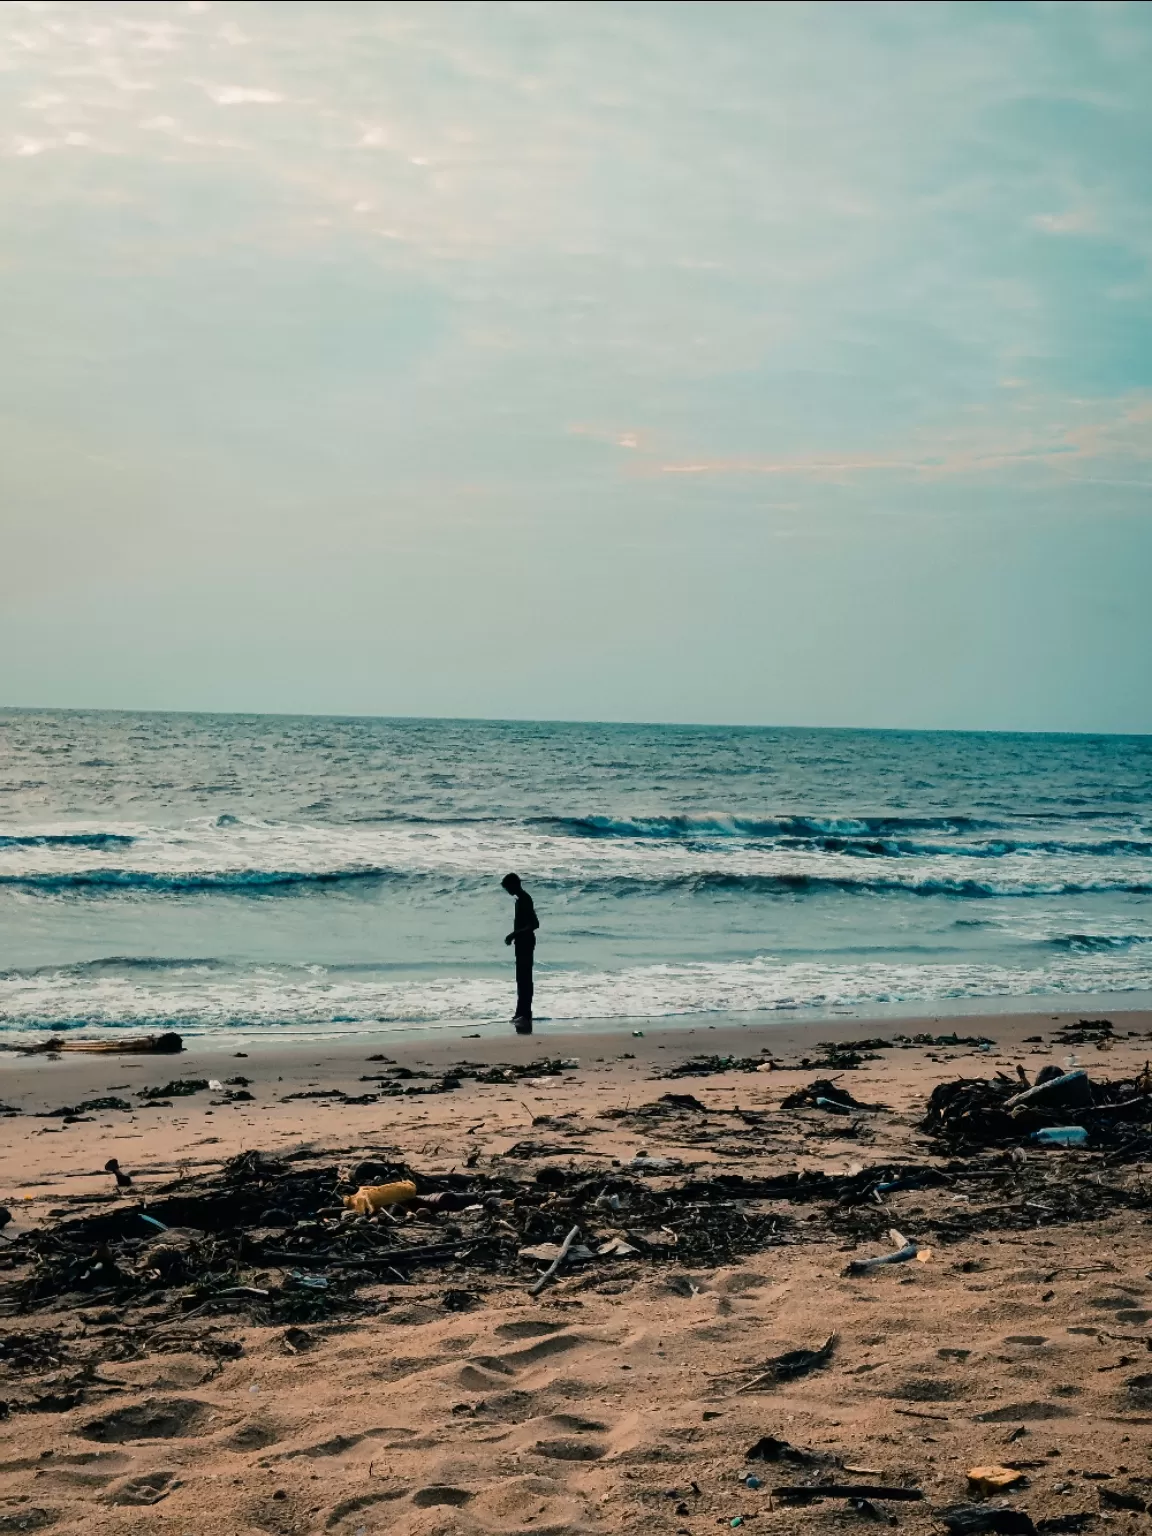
[844, 1231, 929, 1275]
[967, 1466, 1027, 1497]
[519, 1241, 595, 1263]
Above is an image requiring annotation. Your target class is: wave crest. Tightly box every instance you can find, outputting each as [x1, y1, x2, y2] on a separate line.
[0, 832, 135, 850]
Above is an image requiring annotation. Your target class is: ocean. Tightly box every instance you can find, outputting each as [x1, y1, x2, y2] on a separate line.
[1, 710, 1151, 1042]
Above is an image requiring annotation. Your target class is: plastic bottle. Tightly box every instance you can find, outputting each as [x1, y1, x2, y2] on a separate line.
[1031, 1127, 1088, 1147]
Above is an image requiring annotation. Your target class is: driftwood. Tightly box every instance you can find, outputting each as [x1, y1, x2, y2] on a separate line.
[10, 1032, 184, 1056]
[529, 1224, 581, 1296]
[844, 1228, 927, 1275]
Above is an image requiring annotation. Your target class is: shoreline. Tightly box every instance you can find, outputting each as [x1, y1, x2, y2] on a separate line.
[4, 983, 1151, 1056]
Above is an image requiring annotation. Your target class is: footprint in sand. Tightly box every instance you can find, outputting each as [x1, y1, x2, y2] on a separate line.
[104, 1470, 179, 1507]
[79, 1398, 214, 1442]
[974, 1400, 1076, 1421]
[468, 1472, 589, 1536]
[459, 1332, 590, 1392]
[222, 1420, 282, 1451]
[533, 1439, 607, 1461]
[324, 1488, 406, 1529]
[280, 1428, 409, 1460]
[494, 1320, 566, 1341]
[0, 1509, 61, 1533]
[411, 1486, 475, 1508]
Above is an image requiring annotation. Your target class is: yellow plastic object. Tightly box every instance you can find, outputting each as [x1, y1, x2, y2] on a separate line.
[967, 1466, 1026, 1497]
[343, 1180, 418, 1215]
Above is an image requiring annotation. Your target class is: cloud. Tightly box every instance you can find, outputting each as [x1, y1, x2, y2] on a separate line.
[1032, 210, 1095, 235]
[650, 394, 1152, 486]
[200, 83, 283, 105]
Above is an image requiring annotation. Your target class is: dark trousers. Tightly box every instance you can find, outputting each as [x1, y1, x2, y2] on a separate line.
[514, 937, 535, 1018]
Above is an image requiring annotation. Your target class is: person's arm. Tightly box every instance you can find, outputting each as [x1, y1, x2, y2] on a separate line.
[505, 899, 539, 943]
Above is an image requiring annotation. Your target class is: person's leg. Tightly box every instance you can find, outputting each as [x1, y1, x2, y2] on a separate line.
[515, 940, 534, 1021]
[514, 944, 533, 1031]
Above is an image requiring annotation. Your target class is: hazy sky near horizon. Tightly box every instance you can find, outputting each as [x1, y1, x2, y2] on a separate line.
[2, 0, 1151, 732]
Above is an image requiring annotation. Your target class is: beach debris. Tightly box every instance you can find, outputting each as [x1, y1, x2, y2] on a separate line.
[1097, 1487, 1148, 1513]
[773, 1484, 923, 1504]
[661, 1053, 770, 1079]
[659, 1093, 708, 1111]
[734, 1333, 837, 1393]
[1005, 1071, 1091, 1115]
[38, 1096, 134, 1119]
[1031, 1128, 1088, 1147]
[745, 1435, 830, 1466]
[4, 1084, 1150, 1347]
[518, 1240, 594, 1264]
[1054, 1019, 1114, 1047]
[921, 1065, 1152, 1151]
[597, 1238, 638, 1257]
[137, 1079, 209, 1100]
[844, 1230, 930, 1275]
[528, 1223, 582, 1296]
[11, 1032, 183, 1055]
[104, 1159, 132, 1190]
[781, 1079, 883, 1113]
[940, 1505, 1037, 1535]
[626, 1155, 683, 1173]
[968, 1466, 1028, 1497]
[342, 1181, 417, 1215]
[440, 1288, 479, 1311]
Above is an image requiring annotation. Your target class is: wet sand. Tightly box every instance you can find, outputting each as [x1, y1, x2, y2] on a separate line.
[1, 1007, 1150, 1535]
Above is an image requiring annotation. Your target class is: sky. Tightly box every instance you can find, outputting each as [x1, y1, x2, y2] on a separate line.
[1, 0, 1151, 733]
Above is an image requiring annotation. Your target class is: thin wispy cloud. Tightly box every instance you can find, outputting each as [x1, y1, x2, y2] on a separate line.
[1, 0, 1150, 728]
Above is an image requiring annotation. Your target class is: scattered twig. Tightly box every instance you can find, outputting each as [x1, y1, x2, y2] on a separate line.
[529, 1224, 580, 1297]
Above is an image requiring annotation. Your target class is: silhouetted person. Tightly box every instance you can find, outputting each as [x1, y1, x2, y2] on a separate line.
[502, 873, 539, 1033]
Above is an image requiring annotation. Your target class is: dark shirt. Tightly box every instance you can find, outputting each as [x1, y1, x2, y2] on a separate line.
[513, 890, 539, 945]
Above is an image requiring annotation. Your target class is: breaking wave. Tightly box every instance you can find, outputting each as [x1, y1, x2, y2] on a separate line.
[0, 831, 135, 850]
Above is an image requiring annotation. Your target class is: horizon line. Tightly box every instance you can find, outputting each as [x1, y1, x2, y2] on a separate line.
[1, 704, 1149, 743]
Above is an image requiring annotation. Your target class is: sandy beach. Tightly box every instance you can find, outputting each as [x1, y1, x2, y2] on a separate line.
[1, 1007, 1150, 1536]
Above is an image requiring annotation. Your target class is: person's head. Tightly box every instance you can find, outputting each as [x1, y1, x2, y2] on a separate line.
[501, 872, 522, 895]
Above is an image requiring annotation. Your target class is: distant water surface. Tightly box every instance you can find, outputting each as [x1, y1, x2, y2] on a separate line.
[1, 711, 1150, 1039]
